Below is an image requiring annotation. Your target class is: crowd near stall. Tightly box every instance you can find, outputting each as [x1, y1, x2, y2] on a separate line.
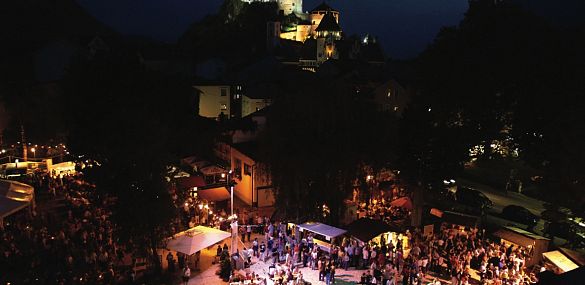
[1, 162, 584, 285]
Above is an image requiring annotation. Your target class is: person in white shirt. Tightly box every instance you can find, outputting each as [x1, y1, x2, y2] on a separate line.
[182, 266, 191, 285]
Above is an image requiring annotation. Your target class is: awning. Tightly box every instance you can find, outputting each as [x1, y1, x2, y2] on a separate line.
[166, 226, 230, 255]
[493, 226, 549, 247]
[0, 197, 29, 219]
[543, 250, 580, 273]
[346, 218, 398, 243]
[0, 180, 34, 219]
[390, 197, 413, 210]
[442, 211, 479, 227]
[176, 176, 206, 189]
[198, 186, 230, 202]
[559, 247, 585, 267]
[298, 222, 347, 239]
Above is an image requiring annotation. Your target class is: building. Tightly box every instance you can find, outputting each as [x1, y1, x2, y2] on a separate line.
[194, 82, 271, 120]
[372, 78, 410, 117]
[215, 142, 274, 207]
[194, 84, 232, 120]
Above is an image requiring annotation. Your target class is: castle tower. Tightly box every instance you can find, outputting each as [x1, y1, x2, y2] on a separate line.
[309, 2, 339, 35]
[278, 0, 303, 16]
[315, 11, 342, 63]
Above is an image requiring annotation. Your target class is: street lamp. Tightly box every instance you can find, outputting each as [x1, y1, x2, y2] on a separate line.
[31, 147, 35, 159]
[226, 170, 237, 255]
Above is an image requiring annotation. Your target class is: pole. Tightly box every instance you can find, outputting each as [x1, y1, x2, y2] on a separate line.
[229, 171, 238, 255]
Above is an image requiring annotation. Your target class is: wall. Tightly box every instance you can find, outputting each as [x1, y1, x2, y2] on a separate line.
[278, 0, 303, 15]
[195, 85, 231, 119]
[372, 79, 410, 117]
[220, 143, 273, 207]
[230, 147, 255, 205]
[242, 96, 271, 118]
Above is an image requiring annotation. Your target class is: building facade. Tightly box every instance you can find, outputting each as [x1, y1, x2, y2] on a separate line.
[215, 142, 274, 207]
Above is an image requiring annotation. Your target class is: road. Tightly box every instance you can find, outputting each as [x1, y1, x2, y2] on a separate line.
[457, 178, 546, 216]
[457, 178, 551, 236]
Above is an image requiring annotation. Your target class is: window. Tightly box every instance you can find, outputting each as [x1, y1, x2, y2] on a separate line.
[387, 89, 392, 98]
[221, 88, 227, 96]
[244, 163, 251, 176]
[234, 158, 242, 178]
[220, 104, 227, 111]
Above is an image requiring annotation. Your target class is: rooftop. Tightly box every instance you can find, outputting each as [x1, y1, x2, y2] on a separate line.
[311, 2, 338, 13]
[315, 12, 342, 32]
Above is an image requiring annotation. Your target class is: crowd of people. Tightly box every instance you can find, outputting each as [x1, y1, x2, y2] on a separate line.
[218, 216, 542, 285]
[0, 173, 141, 284]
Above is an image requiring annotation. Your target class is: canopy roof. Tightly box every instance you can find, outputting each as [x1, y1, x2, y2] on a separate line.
[346, 218, 398, 243]
[442, 211, 480, 227]
[298, 222, 346, 239]
[0, 180, 34, 219]
[390, 196, 413, 210]
[543, 250, 580, 273]
[198, 186, 230, 202]
[493, 226, 549, 247]
[176, 176, 206, 189]
[166, 226, 230, 255]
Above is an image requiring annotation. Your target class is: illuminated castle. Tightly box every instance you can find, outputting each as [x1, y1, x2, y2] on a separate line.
[264, 1, 343, 69]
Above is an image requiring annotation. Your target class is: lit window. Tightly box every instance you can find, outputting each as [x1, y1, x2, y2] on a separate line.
[221, 104, 227, 111]
[394, 106, 399, 112]
[387, 90, 392, 98]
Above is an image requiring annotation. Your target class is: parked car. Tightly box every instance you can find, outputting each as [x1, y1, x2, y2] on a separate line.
[541, 209, 570, 222]
[502, 205, 538, 227]
[455, 187, 493, 209]
[545, 221, 574, 239]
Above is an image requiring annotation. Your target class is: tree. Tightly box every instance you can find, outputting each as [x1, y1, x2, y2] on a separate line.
[263, 70, 398, 224]
[62, 51, 218, 269]
[409, 0, 585, 206]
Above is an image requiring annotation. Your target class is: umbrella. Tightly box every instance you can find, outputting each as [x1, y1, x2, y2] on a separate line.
[390, 197, 413, 210]
[166, 226, 230, 255]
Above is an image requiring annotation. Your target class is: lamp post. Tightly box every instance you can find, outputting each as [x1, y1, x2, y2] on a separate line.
[225, 170, 237, 255]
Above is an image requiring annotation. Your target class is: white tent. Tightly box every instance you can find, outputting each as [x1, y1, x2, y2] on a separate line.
[297, 222, 347, 239]
[166, 226, 230, 255]
[0, 180, 34, 225]
[543, 250, 580, 273]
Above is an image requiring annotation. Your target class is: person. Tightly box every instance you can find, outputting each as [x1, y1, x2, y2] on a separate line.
[216, 245, 223, 264]
[167, 252, 175, 272]
[331, 263, 336, 284]
[247, 224, 252, 241]
[182, 266, 191, 285]
[240, 226, 246, 242]
[260, 241, 266, 261]
[361, 272, 368, 284]
[253, 238, 259, 257]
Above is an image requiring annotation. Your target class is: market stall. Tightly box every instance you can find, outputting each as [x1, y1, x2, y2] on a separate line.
[0, 180, 34, 228]
[346, 218, 406, 248]
[542, 250, 580, 274]
[493, 226, 550, 267]
[297, 222, 347, 253]
[162, 225, 231, 270]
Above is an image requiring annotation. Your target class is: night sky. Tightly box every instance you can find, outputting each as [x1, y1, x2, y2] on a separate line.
[77, 0, 468, 59]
